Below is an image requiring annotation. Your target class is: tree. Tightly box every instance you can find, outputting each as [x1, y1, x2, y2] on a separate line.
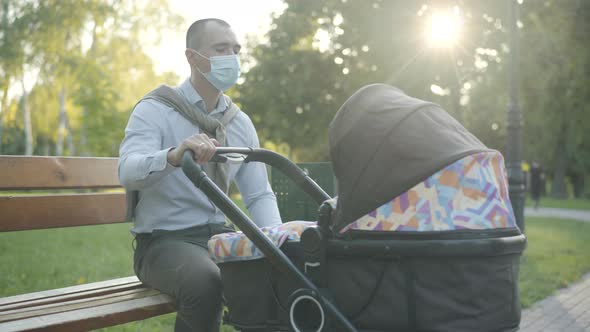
[238, 0, 510, 160]
[1, 0, 182, 157]
[239, 0, 590, 197]
[519, 0, 590, 198]
[0, 0, 30, 153]
[235, 2, 345, 160]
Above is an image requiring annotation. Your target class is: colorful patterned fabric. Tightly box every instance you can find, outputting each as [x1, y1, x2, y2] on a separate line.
[339, 151, 516, 233]
[208, 221, 316, 263]
[207, 151, 515, 262]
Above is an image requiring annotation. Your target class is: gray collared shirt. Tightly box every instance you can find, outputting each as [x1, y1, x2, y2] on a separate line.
[119, 78, 282, 234]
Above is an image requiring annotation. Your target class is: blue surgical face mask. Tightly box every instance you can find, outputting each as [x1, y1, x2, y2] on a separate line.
[193, 50, 241, 92]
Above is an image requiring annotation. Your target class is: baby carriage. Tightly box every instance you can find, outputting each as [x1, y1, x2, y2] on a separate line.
[181, 84, 526, 332]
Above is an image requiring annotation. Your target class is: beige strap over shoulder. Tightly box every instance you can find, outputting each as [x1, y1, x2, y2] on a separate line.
[125, 85, 241, 221]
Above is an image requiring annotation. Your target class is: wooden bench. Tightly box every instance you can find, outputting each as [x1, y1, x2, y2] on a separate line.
[0, 155, 175, 331]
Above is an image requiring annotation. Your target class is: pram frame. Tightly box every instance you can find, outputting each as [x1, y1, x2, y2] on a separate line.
[181, 148, 357, 332]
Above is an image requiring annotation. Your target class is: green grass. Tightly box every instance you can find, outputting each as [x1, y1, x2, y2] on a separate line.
[0, 224, 135, 296]
[525, 196, 590, 211]
[519, 217, 590, 308]
[2, 217, 590, 329]
[0, 223, 236, 332]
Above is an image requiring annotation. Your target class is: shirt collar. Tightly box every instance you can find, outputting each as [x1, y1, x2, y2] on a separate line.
[179, 78, 228, 116]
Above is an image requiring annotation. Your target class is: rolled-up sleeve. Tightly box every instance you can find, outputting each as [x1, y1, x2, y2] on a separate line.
[234, 120, 282, 227]
[118, 100, 176, 190]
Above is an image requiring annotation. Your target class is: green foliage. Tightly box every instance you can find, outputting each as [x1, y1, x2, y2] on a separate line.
[234, 0, 590, 193]
[519, 0, 590, 173]
[2, 0, 589, 191]
[237, 0, 513, 160]
[0, 0, 183, 157]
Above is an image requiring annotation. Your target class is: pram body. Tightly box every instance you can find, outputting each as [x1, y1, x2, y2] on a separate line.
[181, 84, 526, 332]
[183, 148, 525, 332]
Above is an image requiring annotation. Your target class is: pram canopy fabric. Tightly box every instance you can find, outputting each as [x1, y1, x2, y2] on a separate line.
[329, 84, 490, 232]
[340, 151, 516, 233]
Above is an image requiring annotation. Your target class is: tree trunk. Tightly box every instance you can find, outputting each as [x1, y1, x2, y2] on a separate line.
[21, 78, 33, 155]
[0, 82, 8, 154]
[65, 114, 76, 156]
[77, 22, 98, 158]
[571, 173, 584, 198]
[0, 0, 8, 154]
[42, 135, 50, 156]
[551, 121, 568, 199]
[79, 107, 88, 156]
[56, 85, 67, 155]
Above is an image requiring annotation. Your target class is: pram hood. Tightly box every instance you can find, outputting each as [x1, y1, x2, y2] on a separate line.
[329, 84, 490, 233]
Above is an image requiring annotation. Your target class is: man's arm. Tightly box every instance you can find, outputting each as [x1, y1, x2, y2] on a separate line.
[234, 120, 282, 228]
[235, 163, 282, 228]
[118, 100, 176, 190]
[119, 99, 220, 190]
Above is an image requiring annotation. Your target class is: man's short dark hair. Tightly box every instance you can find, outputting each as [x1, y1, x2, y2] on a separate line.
[186, 18, 231, 50]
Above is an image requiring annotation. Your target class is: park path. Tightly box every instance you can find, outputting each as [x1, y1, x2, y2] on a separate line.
[524, 207, 590, 222]
[519, 207, 590, 331]
[519, 272, 590, 331]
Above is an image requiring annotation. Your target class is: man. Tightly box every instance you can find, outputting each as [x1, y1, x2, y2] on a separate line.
[118, 18, 282, 332]
[530, 161, 543, 209]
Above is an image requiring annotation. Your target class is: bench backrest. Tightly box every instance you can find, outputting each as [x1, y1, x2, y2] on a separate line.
[0, 156, 126, 232]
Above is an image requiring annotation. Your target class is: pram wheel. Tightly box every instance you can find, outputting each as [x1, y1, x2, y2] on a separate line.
[288, 288, 326, 332]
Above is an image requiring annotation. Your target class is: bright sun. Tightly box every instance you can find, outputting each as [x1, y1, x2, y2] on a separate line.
[428, 10, 461, 48]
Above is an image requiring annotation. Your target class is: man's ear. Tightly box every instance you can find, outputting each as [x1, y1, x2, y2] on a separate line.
[185, 48, 196, 66]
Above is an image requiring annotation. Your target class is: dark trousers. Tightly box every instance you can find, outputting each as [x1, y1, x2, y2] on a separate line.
[133, 223, 234, 332]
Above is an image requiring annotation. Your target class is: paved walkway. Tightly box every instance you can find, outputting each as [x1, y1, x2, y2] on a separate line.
[524, 207, 590, 222]
[520, 273, 590, 331]
[520, 207, 590, 331]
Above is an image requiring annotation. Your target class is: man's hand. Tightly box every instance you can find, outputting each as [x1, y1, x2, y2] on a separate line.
[167, 133, 220, 167]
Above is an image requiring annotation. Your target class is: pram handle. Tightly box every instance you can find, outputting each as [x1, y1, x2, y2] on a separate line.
[181, 150, 358, 332]
[212, 147, 332, 204]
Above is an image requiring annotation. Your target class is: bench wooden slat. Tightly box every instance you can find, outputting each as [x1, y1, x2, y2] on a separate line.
[0, 277, 140, 308]
[0, 288, 163, 322]
[0, 281, 144, 312]
[0, 277, 176, 331]
[0, 293, 175, 332]
[0, 156, 120, 190]
[0, 193, 127, 231]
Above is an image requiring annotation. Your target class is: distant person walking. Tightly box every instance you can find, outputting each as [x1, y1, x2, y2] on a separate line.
[530, 162, 543, 209]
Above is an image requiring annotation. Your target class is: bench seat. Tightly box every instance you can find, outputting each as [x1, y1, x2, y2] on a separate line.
[0, 156, 176, 331]
[0, 276, 175, 332]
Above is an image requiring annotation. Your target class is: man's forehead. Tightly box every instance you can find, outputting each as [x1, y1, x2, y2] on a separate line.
[201, 21, 239, 47]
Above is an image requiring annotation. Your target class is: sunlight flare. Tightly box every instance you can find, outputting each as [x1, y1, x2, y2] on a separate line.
[427, 9, 462, 48]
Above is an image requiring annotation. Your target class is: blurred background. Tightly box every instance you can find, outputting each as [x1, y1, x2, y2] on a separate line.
[0, 0, 588, 200]
[2, 2, 590, 331]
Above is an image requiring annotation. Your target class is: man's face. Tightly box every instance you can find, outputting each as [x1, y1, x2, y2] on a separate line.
[190, 22, 241, 73]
